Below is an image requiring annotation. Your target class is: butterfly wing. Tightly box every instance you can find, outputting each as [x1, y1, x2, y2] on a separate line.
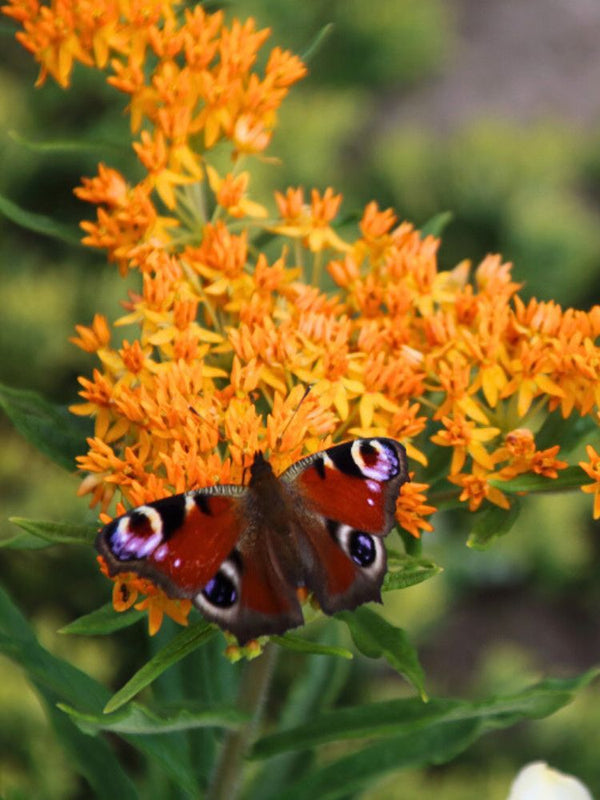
[283, 437, 409, 614]
[96, 487, 246, 598]
[96, 483, 304, 644]
[205, 533, 303, 643]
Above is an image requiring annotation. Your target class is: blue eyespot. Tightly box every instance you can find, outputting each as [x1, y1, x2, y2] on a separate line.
[203, 571, 237, 608]
[349, 531, 376, 567]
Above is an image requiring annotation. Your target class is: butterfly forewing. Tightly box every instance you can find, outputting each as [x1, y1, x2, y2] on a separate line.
[285, 437, 408, 534]
[96, 487, 245, 597]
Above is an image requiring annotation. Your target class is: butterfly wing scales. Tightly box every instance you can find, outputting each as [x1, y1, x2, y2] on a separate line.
[284, 437, 409, 614]
[216, 535, 304, 643]
[96, 488, 245, 598]
[96, 484, 304, 644]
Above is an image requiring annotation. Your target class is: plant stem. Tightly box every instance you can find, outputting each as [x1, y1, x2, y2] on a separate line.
[207, 644, 278, 800]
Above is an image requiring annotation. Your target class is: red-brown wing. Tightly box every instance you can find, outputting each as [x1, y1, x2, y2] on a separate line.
[284, 437, 408, 535]
[194, 532, 304, 644]
[96, 488, 245, 598]
[283, 438, 409, 613]
[96, 485, 304, 644]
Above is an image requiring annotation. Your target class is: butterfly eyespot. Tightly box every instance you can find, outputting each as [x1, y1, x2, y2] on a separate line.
[108, 507, 165, 561]
[348, 531, 376, 567]
[202, 571, 238, 608]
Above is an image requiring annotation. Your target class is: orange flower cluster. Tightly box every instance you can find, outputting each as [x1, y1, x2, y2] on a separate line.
[6, 1, 600, 638]
[3, 0, 305, 213]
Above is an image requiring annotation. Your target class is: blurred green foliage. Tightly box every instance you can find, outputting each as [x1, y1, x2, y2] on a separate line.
[1, 2, 600, 798]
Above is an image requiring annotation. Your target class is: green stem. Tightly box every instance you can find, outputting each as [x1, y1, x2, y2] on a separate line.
[207, 644, 278, 800]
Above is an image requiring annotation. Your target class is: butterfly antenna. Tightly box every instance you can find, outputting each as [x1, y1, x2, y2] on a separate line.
[276, 384, 313, 450]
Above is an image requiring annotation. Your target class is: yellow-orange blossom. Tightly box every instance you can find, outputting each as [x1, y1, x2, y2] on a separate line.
[5, 0, 600, 639]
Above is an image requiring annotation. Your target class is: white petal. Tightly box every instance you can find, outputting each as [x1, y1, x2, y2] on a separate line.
[507, 761, 593, 800]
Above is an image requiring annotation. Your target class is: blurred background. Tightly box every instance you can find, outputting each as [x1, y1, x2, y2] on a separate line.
[1, 1, 600, 797]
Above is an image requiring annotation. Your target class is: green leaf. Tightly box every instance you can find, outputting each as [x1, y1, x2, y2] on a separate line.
[300, 23, 334, 64]
[272, 633, 353, 660]
[38, 687, 138, 800]
[0, 530, 55, 550]
[8, 129, 124, 156]
[0, 382, 92, 470]
[490, 465, 585, 494]
[0, 585, 199, 796]
[383, 555, 442, 591]
[337, 607, 426, 700]
[467, 498, 521, 549]
[420, 211, 453, 238]
[252, 669, 600, 779]
[60, 603, 144, 635]
[104, 620, 218, 713]
[59, 701, 246, 735]
[0, 191, 82, 244]
[9, 517, 97, 546]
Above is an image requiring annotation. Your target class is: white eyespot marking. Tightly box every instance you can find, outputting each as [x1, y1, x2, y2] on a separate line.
[322, 452, 335, 469]
[194, 556, 242, 622]
[351, 439, 400, 481]
[366, 479, 382, 494]
[154, 544, 168, 562]
[367, 497, 375, 506]
[330, 522, 385, 574]
[173, 558, 182, 569]
[111, 505, 164, 559]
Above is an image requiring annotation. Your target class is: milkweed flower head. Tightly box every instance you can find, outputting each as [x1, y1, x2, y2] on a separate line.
[5, 0, 600, 642]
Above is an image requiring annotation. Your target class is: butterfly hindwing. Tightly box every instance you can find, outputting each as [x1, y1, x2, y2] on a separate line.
[195, 535, 304, 643]
[284, 437, 409, 613]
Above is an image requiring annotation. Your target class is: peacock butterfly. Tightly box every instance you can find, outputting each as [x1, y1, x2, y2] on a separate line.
[96, 438, 409, 644]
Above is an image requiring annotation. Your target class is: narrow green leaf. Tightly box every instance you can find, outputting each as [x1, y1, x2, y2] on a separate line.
[104, 620, 218, 713]
[60, 701, 246, 735]
[8, 129, 124, 155]
[420, 211, 453, 238]
[0, 191, 82, 244]
[37, 687, 138, 800]
[300, 23, 334, 64]
[383, 555, 442, 591]
[9, 517, 97, 546]
[490, 465, 584, 494]
[272, 633, 353, 660]
[282, 720, 484, 800]
[0, 382, 92, 470]
[0, 530, 55, 549]
[0, 585, 199, 796]
[337, 607, 426, 699]
[252, 668, 600, 764]
[60, 603, 144, 635]
[467, 498, 521, 549]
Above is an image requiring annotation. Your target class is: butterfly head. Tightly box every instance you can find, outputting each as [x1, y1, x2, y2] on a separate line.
[248, 450, 276, 485]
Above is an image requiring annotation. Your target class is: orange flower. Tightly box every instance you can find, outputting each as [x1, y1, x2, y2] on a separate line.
[580, 444, 600, 519]
[396, 478, 436, 538]
[494, 429, 568, 481]
[449, 464, 511, 512]
[431, 414, 500, 474]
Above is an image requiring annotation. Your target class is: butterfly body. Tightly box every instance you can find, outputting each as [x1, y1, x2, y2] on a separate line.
[97, 438, 408, 644]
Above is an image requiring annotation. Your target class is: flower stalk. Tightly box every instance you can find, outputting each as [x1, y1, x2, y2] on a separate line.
[207, 644, 278, 800]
